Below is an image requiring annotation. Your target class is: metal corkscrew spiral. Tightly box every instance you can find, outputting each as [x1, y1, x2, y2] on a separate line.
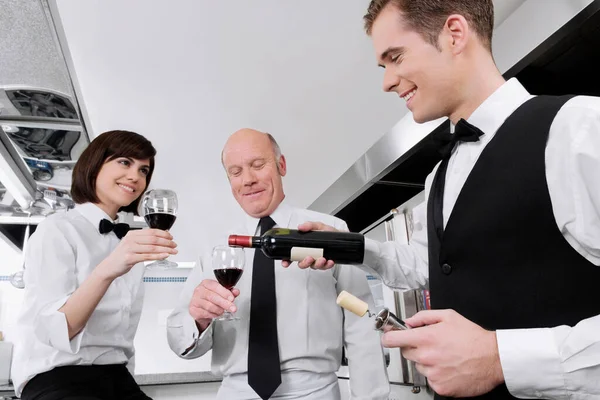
[336, 290, 409, 331]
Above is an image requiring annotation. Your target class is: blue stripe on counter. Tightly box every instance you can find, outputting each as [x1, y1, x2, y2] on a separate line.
[0, 275, 188, 283]
[143, 277, 187, 283]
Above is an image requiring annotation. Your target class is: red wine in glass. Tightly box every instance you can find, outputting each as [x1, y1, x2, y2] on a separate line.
[213, 268, 243, 290]
[144, 213, 176, 230]
[141, 189, 178, 269]
[212, 245, 245, 321]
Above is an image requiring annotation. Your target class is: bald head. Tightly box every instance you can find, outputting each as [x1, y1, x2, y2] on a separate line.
[222, 128, 287, 218]
[222, 128, 281, 167]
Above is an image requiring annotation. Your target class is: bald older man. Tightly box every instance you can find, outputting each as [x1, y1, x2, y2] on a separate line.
[167, 129, 389, 400]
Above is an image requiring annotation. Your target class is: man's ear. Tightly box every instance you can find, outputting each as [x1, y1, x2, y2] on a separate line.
[278, 154, 287, 177]
[443, 14, 470, 55]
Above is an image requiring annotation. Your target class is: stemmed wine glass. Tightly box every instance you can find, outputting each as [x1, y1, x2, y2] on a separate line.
[141, 189, 178, 269]
[212, 245, 245, 321]
[11, 212, 31, 289]
[10, 270, 25, 289]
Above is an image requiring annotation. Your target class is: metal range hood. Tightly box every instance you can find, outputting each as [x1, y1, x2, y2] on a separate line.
[310, 0, 600, 233]
[0, 0, 95, 255]
[310, 113, 446, 233]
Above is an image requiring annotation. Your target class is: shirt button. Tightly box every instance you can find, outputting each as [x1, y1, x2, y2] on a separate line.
[441, 263, 452, 275]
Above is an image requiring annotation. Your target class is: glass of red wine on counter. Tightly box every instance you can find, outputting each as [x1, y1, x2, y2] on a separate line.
[141, 189, 178, 269]
[212, 245, 245, 321]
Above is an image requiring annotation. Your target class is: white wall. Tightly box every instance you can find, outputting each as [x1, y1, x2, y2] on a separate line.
[51, 0, 404, 263]
[134, 269, 212, 375]
[493, 0, 594, 74]
[41, 0, 589, 263]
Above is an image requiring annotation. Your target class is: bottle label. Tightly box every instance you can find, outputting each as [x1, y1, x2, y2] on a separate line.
[290, 247, 324, 262]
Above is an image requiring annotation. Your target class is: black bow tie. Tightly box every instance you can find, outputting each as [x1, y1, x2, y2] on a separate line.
[99, 218, 130, 239]
[437, 118, 484, 158]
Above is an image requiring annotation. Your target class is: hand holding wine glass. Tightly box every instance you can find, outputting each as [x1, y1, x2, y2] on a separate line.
[141, 189, 178, 269]
[211, 245, 245, 321]
[189, 279, 241, 331]
[96, 229, 177, 280]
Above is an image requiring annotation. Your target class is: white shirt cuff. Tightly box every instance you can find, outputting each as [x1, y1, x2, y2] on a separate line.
[168, 310, 212, 358]
[35, 297, 85, 354]
[497, 328, 566, 399]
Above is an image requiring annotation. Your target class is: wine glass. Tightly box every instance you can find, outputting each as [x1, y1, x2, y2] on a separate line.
[11, 213, 31, 289]
[141, 189, 178, 269]
[212, 245, 245, 321]
[10, 270, 25, 289]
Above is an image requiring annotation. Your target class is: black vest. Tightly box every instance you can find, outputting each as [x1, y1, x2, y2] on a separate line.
[427, 95, 600, 400]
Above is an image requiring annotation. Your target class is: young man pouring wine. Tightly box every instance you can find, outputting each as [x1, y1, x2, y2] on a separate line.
[287, 1, 600, 399]
[167, 128, 389, 400]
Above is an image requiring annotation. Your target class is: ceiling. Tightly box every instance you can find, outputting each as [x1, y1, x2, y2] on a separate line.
[19, 0, 525, 263]
[494, 0, 528, 26]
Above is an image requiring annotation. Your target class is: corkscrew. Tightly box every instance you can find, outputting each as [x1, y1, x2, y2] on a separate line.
[337, 291, 409, 331]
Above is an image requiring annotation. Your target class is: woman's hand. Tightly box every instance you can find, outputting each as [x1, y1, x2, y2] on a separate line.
[96, 229, 178, 280]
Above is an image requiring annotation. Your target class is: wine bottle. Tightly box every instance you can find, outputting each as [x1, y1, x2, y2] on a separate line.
[228, 228, 364, 264]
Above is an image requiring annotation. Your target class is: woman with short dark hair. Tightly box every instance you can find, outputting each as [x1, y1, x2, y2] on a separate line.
[12, 130, 178, 400]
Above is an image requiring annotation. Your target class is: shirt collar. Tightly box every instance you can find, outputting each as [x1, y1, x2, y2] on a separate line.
[243, 200, 293, 235]
[451, 78, 534, 144]
[75, 203, 116, 230]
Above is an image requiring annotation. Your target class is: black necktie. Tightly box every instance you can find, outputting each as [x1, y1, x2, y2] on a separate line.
[431, 119, 484, 240]
[99, 218, 130, 239]
[248, 216, 281, 400]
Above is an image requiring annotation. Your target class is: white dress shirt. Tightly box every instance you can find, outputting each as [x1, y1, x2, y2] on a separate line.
[11, 203, 146, 397]
[362, 78, 600, 399]
[167, 202, 390, 400]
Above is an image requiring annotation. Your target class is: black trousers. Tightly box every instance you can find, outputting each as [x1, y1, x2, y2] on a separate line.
[21, 364, 152, 400]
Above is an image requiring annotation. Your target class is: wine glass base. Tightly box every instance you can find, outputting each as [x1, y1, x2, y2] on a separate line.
[10, 270, 25, 289]
[215, 312, 240, 321]
[146, 260, 178, 270]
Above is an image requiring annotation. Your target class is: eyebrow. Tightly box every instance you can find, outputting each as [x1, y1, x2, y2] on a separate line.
[378, 46, 406, 68]
[227, 164, 242, 173]
[124, 157, 150, 169]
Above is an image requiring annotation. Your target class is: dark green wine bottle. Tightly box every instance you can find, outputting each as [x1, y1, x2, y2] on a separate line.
[228, 228, 364, 264]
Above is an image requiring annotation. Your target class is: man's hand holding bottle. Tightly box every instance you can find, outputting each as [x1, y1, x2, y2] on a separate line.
[281, 221, 340, 270]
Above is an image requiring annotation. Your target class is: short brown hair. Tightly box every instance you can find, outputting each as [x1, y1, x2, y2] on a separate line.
[71, 130, 156, 215]
[364, 0, 494, 52]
